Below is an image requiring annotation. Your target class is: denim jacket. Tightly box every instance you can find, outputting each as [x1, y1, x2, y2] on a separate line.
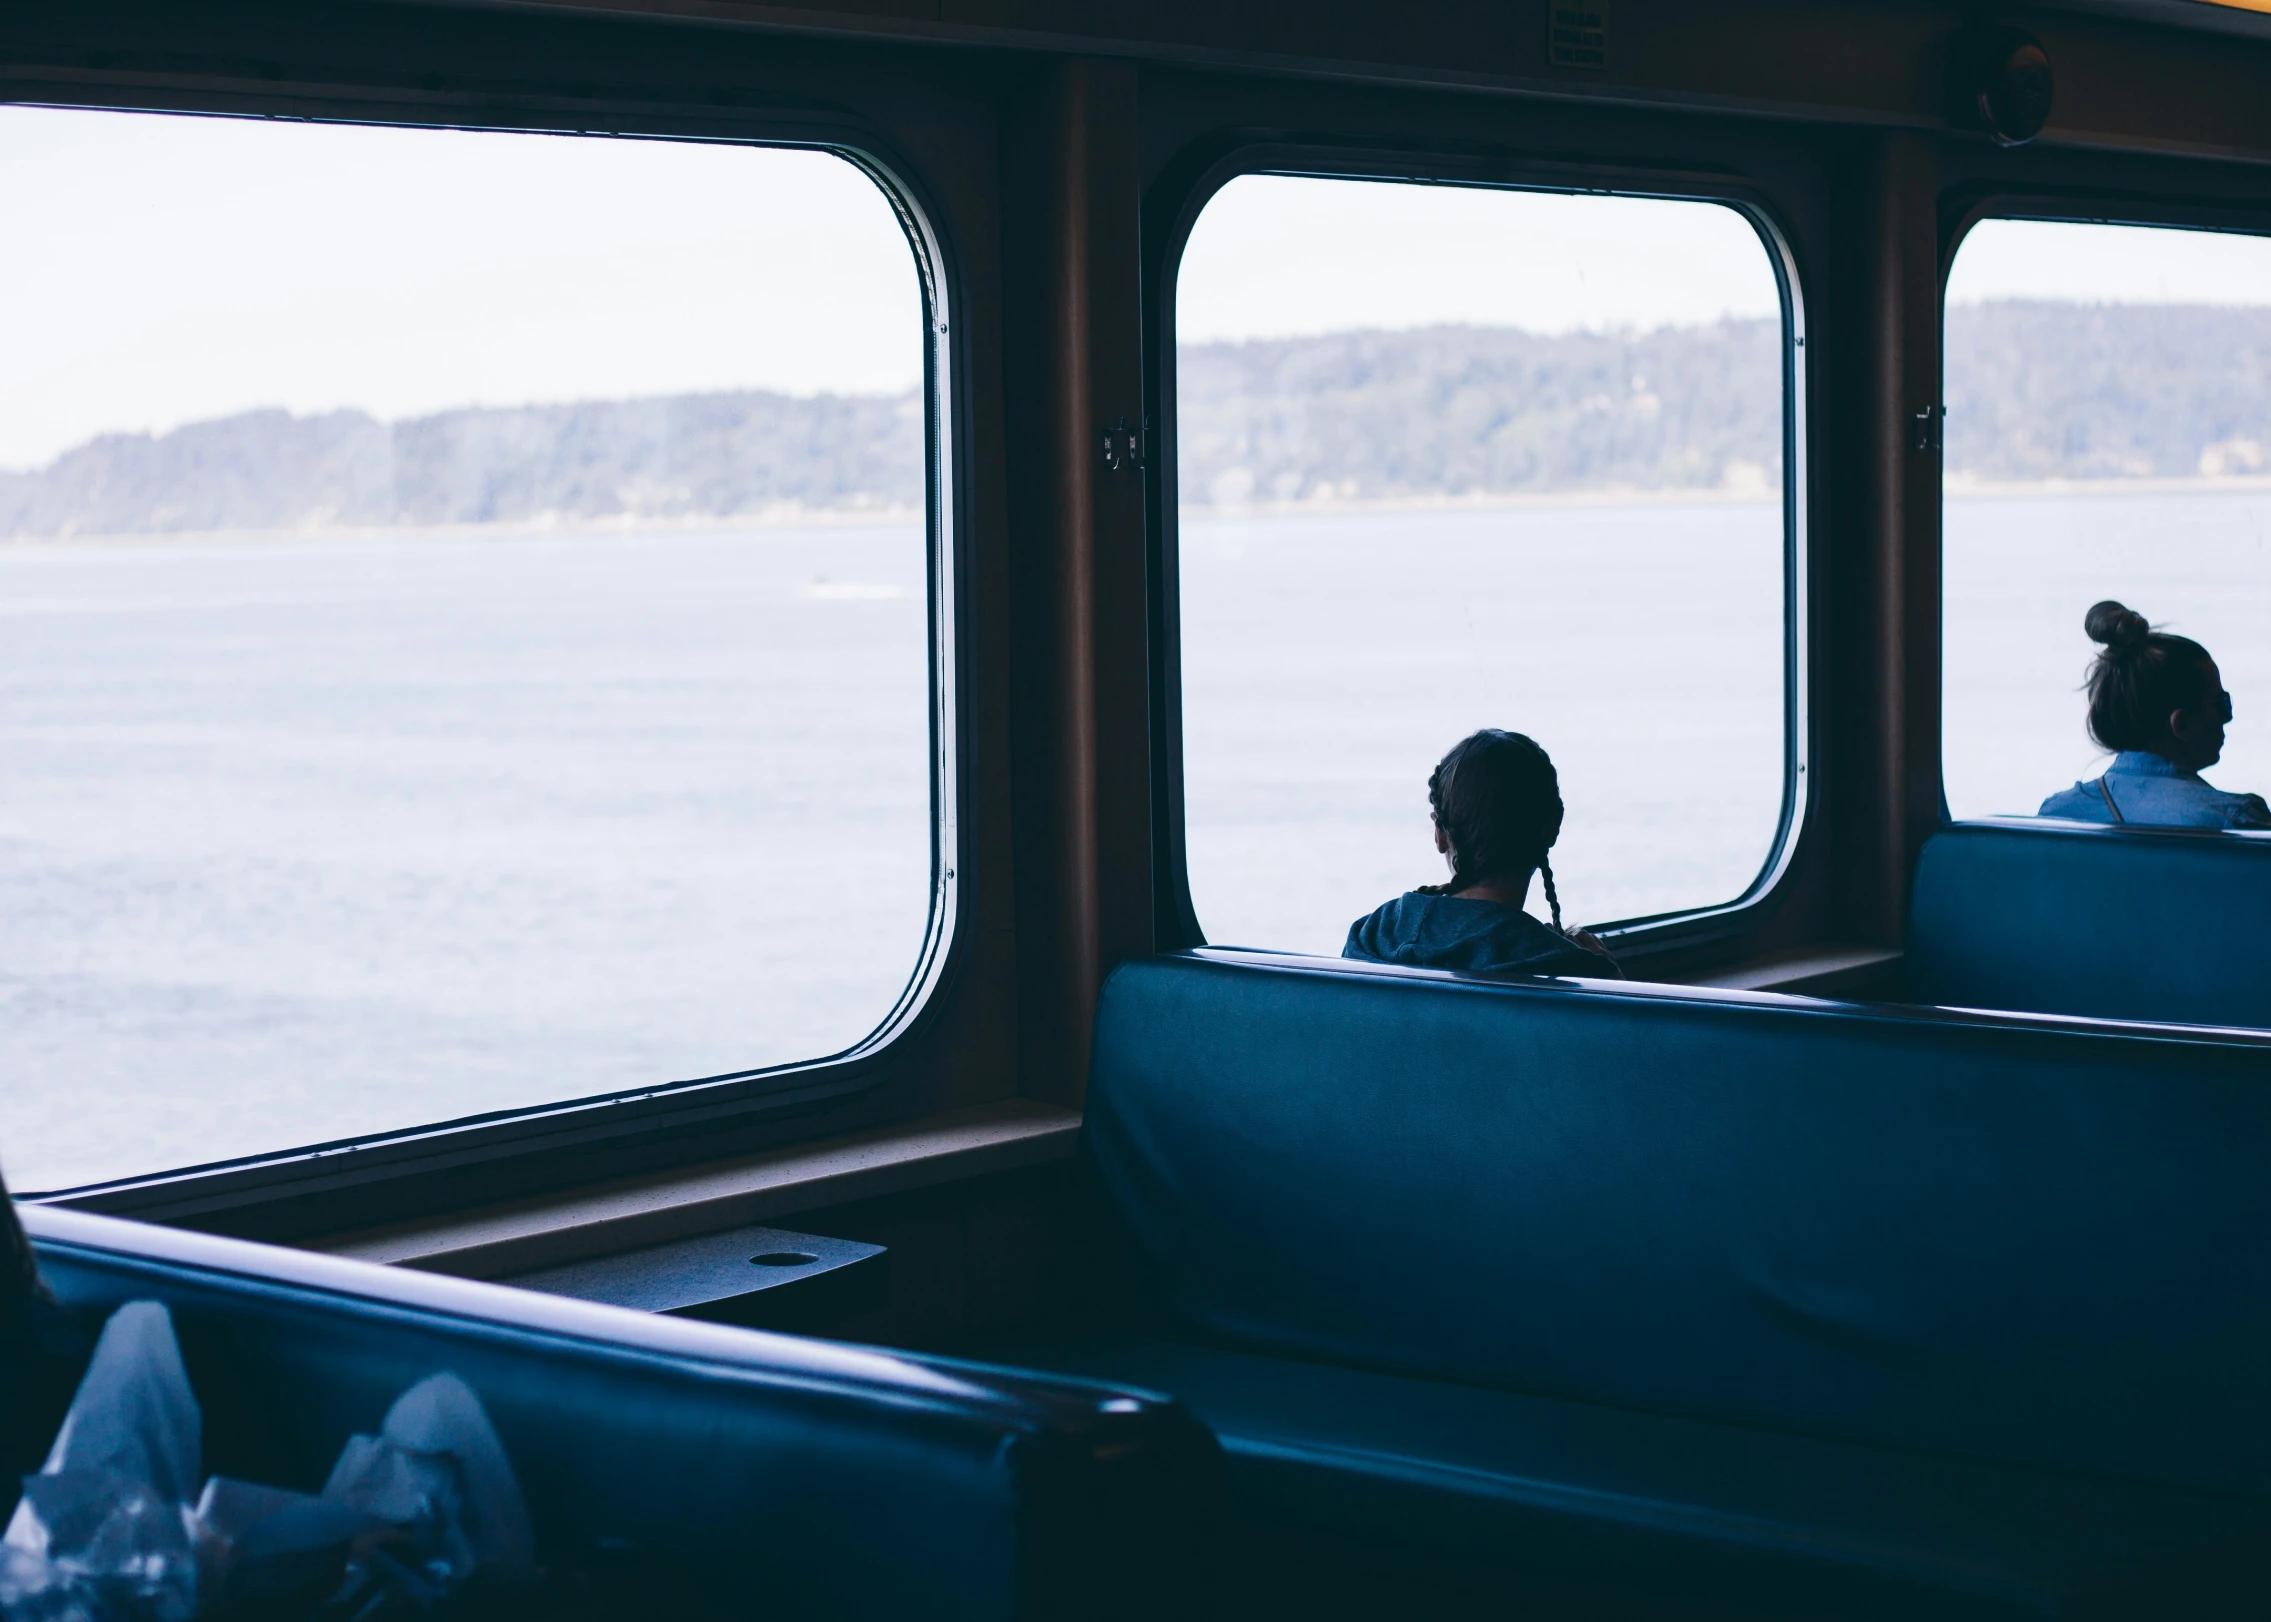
[2037, 750, 2271, 830]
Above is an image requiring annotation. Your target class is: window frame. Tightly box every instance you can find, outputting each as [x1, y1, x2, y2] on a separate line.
[1936, 189, 2271, 824]
[1146, 143, 1812, 958]
[15, 95, 972, 1220]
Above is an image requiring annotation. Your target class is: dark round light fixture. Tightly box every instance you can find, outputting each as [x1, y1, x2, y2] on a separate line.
[1963, 26, 2054, 146]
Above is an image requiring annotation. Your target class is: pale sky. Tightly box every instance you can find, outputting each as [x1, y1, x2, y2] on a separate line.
[1176, 175, 1786, 342]
[0, 108, 2264, 472]
[1179, 177, 2271, 343]
[1947, 216, 2271, 307]
[0, 107, 925, 470]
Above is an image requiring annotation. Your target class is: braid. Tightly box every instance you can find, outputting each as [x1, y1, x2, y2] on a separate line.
[1537, 855, 1565, 935]
[1415, 755, 1457, 896]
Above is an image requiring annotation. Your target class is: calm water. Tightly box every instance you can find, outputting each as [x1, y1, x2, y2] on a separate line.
[1944, 486, 2271, 820]
[5, 490, 2263, 1190]
[1179, 500, 1788, 954]
[0, 526, 933, 1190]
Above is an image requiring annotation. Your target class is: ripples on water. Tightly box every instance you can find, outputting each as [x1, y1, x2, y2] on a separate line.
[0, 525, 933, 1189]
[1179, 500, 1788, 954]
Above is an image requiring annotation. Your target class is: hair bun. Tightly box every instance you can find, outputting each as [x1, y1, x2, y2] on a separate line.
[2085, 599, 2150, 650]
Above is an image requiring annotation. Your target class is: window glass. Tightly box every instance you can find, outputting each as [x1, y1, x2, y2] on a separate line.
[1175, 175, 1792, 953]
[1943, 219, 2271, 820]
[0, 109, 939, 1191]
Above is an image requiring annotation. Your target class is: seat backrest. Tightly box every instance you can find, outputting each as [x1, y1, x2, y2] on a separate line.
[1085, 950, 2271, 1497]
[19, 1206, 1215, 1622]
[1909, 818, 2271, 1026]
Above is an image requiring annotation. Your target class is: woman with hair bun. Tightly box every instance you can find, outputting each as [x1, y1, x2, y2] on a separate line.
[2038, 600, 2270, 828]
[1344, 728, 1620, 976]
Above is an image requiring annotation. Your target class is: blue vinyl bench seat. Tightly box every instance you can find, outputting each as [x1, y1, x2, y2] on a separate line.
[17, 1204, 1218, 1622]
[1910, 817, 2271, 1027]
[995, 950, 2271, 1618]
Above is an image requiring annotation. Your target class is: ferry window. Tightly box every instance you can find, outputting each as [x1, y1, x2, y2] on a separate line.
[1173, 176, 1793, 953]
[0, 109, 942, 1191]
[1943, 219, 2271, 820]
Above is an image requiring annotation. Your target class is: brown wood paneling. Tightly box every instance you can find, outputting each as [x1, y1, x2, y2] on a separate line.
[457, 0, 2271, 165]
[1004, 58, 1152, 1109]
[1833, 129, 1942, 945]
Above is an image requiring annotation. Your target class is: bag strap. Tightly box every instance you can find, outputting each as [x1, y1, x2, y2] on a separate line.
[2097, 776, 2127, 824]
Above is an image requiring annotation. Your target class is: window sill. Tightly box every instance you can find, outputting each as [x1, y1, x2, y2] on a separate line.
[1691, 944, 1904, 999]
[310, 1099, 1082, 1280]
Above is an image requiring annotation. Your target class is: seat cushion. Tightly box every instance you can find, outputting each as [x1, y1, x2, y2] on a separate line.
[1006, 1335, 2271, 1620]
[1086, 952, 2271, 1495]
[1909, 819, 2271, 1026]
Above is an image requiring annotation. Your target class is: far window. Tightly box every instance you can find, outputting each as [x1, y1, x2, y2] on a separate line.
[1174, 175, 1796, 954]
[1943, 218, 2271, 820]
[0, 109, 945, 1192]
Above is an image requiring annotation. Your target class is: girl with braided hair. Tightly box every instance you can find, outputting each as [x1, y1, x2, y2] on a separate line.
[2038, 600, 2269, 829]
[1344, 729, 1620, 976]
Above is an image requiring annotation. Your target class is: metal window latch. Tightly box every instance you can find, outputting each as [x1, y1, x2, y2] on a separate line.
[1910, 406, 1944, 454]
[1100, 415, 1146, 473]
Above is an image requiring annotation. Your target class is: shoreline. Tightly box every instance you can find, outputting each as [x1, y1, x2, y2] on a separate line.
[6, 473, 2269, 548]
[1183, 486, 1779, 519]
[1187, 472, 2271, 521]
[1941, 473, 2271, 499]
[0, 504, 927, 550]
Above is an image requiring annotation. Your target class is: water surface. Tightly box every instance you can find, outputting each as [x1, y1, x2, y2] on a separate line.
[7, 489, 2263, 1189]
[0, 525, 932, 1188]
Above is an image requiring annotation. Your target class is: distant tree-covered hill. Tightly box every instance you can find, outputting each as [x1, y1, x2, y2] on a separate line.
[1176, 319, 1784, 505]
[1176, 302, 2271, 506]
[0, 390, 925, 537]
[1943, 301, 2271, 481]
[3, 299, 2267, 537]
